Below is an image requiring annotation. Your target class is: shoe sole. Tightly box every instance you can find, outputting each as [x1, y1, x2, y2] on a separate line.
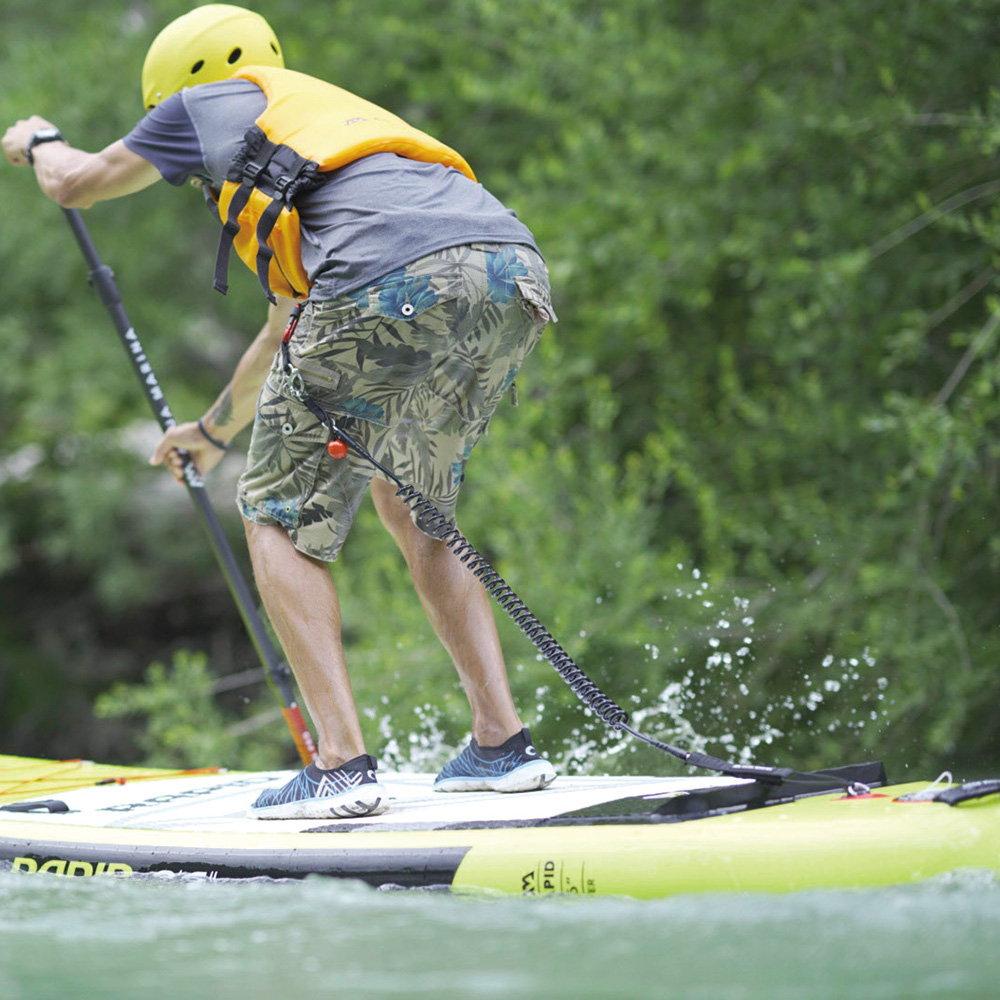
[434, 760, 557, 794]
[249, 782, 389, 820]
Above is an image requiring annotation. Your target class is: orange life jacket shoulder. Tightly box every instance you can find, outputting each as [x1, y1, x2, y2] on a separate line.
[215, 66, 476, 301]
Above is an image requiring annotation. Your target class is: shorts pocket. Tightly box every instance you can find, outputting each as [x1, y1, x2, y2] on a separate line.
[238, 372, 331, 529]
[515, 274, 557, 327]
[365, 269, 445, 321]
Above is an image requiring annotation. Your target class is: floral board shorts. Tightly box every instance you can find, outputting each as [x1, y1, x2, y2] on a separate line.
[237, 243, 555, 561]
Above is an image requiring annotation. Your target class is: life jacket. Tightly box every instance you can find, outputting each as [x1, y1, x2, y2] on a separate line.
[213, 66, 477, 301]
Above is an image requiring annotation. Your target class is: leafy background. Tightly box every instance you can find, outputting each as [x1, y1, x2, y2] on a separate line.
[2, 0, 999, 780]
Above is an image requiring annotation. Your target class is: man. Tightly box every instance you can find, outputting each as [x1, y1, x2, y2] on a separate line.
[2, 4, 556, 819]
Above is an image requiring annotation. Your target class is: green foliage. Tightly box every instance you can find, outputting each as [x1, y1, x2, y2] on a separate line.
[3, 0, 1000, 779]
[94, 649, 289, 770]
[94, 650, 233, 767]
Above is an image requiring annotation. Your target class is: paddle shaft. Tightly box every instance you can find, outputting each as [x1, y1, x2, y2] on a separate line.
[62, 207, 316, 766]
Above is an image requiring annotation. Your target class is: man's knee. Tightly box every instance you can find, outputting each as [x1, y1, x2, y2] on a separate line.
[372, 481, 447, 565]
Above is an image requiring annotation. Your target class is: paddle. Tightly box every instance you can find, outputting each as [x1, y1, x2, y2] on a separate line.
[61, 207, 316, 766]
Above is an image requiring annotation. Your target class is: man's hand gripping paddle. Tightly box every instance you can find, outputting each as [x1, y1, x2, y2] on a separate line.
[61, 207, 316, 766]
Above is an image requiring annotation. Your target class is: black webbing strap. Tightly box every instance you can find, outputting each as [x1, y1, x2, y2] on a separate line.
[214, 181, 254, 295]
[250, 152, 317, 302]
[253, 197, 290, 304]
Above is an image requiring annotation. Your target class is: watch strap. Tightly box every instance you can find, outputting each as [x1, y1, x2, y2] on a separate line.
[25, 129, 65, 165]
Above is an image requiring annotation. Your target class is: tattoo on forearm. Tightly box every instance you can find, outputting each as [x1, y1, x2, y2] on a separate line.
[210, 387, 234, 428]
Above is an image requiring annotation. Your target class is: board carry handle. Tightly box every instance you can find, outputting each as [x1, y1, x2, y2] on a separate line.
[934, 778, 1000, 806]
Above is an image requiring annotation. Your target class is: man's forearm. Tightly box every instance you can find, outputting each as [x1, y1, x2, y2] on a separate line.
[2, 115, 161, 207]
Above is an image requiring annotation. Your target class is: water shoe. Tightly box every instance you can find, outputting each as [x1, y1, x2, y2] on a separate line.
[434, 728, 556, 793]
[250, 754, 388, 819]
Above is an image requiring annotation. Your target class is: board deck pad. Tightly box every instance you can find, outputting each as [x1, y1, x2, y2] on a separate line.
[0, 756, 743, 833]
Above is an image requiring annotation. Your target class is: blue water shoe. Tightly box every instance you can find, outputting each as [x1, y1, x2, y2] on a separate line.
[435, 728, 556, 793]
[250, 754, 388, 820]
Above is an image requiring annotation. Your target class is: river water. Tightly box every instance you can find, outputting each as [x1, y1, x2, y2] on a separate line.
[2, 867, 998, 999]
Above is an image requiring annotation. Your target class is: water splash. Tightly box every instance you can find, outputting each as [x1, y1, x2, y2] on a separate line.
[552, 567, 890, 775]
[376, 704, 454, 773]
[644, 570, 886, 768]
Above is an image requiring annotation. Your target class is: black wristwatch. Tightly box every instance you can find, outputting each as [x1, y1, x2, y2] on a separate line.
[25, 128, 65, 164]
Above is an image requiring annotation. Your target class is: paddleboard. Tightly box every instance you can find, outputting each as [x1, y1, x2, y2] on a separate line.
[1, 755, 997, 897]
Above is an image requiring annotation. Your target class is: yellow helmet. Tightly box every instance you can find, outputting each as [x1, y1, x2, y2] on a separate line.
[141, 4, 284, 109]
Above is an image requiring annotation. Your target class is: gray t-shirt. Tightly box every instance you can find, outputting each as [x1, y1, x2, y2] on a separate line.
[123, 78, 540, 300]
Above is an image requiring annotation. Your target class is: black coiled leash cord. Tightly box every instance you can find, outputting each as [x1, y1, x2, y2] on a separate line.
[279, 306, 868, 795]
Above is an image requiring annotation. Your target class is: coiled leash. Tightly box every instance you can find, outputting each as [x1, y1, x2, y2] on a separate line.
[280, 304, 868, 795]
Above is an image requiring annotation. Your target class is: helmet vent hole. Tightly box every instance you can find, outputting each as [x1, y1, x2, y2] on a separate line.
[190, 59, 204, 75]
[271, 43, 279, 55]
[227, 47, 242, 64]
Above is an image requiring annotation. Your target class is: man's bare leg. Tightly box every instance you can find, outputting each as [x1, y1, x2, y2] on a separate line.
[370, 478, 523, 747]
[242, 518, 366, 769]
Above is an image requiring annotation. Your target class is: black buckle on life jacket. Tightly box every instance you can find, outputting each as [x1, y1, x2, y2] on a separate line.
[242, 160, 264, 183]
